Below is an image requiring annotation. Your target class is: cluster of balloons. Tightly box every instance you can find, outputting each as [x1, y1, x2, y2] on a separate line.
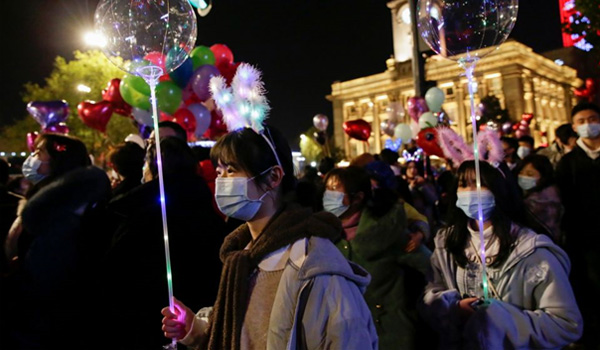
[25, 100, 71, 151]
[513, 113, 534, 139]
[76, 44, 237, 140]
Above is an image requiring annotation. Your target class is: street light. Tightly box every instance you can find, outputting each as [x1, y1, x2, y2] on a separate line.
[83, 31, 107, 48]
[77, 84, 92, 93]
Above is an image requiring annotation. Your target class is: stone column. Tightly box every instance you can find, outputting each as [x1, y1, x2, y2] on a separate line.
[331, 99, 347, 158]
[455, 83, 468, 140]
[372, 99, 382, 154]
[502, 69, 525, 121]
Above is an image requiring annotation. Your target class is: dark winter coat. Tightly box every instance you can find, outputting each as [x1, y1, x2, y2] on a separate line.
[336, 201, 432, 350]
[99, 173, 226, 349]
[6, 166, 111, 350]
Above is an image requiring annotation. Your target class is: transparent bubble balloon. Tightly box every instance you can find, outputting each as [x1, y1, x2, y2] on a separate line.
[417, 0, 518, 64]
[94, 0, 197, 78]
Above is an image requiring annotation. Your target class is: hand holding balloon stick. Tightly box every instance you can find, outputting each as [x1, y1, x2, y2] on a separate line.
[418, 0, 518, 300]
[94, 0, 198, 348]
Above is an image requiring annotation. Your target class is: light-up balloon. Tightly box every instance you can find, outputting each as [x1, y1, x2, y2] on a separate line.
[417, 0, 518, 64]
[94, 0, 197, 76]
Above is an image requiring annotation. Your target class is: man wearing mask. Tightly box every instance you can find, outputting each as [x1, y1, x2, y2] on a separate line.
[538, 124, 578, 168]
[516, 135, 534, 159]
[556, 102, 600, 349]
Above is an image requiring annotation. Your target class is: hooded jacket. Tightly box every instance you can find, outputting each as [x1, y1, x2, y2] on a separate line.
[181, 208, 378, 350]
[422, 224, 582, 349]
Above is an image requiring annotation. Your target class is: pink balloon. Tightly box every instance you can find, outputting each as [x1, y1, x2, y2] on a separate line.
[26, 132, 39, 152]
[44, 122, 70, 134]
[407, 97, 429, 123]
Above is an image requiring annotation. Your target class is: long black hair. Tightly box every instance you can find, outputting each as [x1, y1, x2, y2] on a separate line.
[445, 161, 523, 268]
[210, 126, 295, 195]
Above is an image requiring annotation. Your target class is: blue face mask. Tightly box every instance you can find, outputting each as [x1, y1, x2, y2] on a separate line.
[576, 123, 600, 139]
[456, 190, 496, 221]
[518, 175, 538, 191]
[214, 167, 272, 221]
[323, 190, 349, 217]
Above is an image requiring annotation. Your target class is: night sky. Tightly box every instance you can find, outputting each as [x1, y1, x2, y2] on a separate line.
[1, 0, 563, 148]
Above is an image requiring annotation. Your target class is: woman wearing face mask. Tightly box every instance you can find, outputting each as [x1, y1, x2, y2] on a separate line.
[3, 133, 112, 349]
[323, 163, 432, 350]
[160, 126, 377, 350]
[515, 155, 563, 243]
[421, 161, 582, 349]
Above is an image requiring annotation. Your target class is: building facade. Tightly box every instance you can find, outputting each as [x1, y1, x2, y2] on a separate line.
[328, 1, 583, 159]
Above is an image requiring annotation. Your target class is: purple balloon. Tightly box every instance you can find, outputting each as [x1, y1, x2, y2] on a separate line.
[139, 123, 153, 139]
[27, 100, 70, 129]
[186, 103, 211, 138]
[43, 122, 70, 134]
[190, 65, 221, 101]
[132, 107, 154, 126]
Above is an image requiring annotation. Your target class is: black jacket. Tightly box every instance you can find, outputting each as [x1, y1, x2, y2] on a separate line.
[99, 174, 226, 349]
[556, 145, 600, 247]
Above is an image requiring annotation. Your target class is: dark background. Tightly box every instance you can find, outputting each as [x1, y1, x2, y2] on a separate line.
[0, 0, 563, 147]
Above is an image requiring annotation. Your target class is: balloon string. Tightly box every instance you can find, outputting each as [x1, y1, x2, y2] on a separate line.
[463, 61, 489, 300]
[148, 75, 178, 349]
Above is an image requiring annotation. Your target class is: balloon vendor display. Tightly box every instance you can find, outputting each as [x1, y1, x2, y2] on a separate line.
[94, 1, 197, 348]
[418, 0, 518, 300]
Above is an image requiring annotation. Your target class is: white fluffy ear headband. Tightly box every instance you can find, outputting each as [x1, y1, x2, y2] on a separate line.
[437, 127, 504, 167]
[209, 64, 283, 170]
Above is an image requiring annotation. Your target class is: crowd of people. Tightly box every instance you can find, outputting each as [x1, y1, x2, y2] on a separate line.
[0, 102, 598, 349]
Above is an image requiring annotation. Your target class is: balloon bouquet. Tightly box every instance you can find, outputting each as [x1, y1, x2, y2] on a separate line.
[94, 1, 197, 348]
[417, 0, 518, 299]
[25, 100, 71, 151]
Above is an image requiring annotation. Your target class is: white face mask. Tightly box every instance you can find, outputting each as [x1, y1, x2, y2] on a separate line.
[22, 155, 47, 184]
[323, 190, 349, 217]
[576, 123, 600, 139]
[517, 175, 538, 191]
[517, 146, 532, 159]
[214, 168, 272, 221]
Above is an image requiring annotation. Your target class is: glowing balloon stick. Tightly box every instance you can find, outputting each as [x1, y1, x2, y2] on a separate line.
[461, 58, 489, 300]
[137, 65, 177, 350]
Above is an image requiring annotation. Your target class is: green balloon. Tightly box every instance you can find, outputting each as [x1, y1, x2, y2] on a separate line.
[120, 75, 151, 110]
[156, 81, 183, 115]
[122, 74, 151, 96]
[190, 46, 215, 70]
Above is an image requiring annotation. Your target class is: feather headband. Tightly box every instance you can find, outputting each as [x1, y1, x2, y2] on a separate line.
[437, 127, 504, 167]
[209, 64, 283, 170]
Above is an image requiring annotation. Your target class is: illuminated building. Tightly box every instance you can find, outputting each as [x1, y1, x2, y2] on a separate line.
[328, 1, 583, 159]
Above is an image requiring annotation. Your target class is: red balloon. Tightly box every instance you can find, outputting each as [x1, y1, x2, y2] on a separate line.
[204, 110, 228, 139]
[210, 44, 234, 69]
[144, 52, 167, 72]
[159, 111, 172, 122]
[77, 101, 113, 133]
[102, 79, 132, 116]
[172, 108, 197, 135]
[219, 62, 241, 85]
[26, 132, 39, 152]
[416, 128, 445, 157]
[343, 119, 371, 141]
[521, 113, 534, 123]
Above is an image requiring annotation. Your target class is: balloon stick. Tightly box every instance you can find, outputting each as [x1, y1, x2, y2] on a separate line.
[138, 65, 178, 350]
[461, 58, 489, 300]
